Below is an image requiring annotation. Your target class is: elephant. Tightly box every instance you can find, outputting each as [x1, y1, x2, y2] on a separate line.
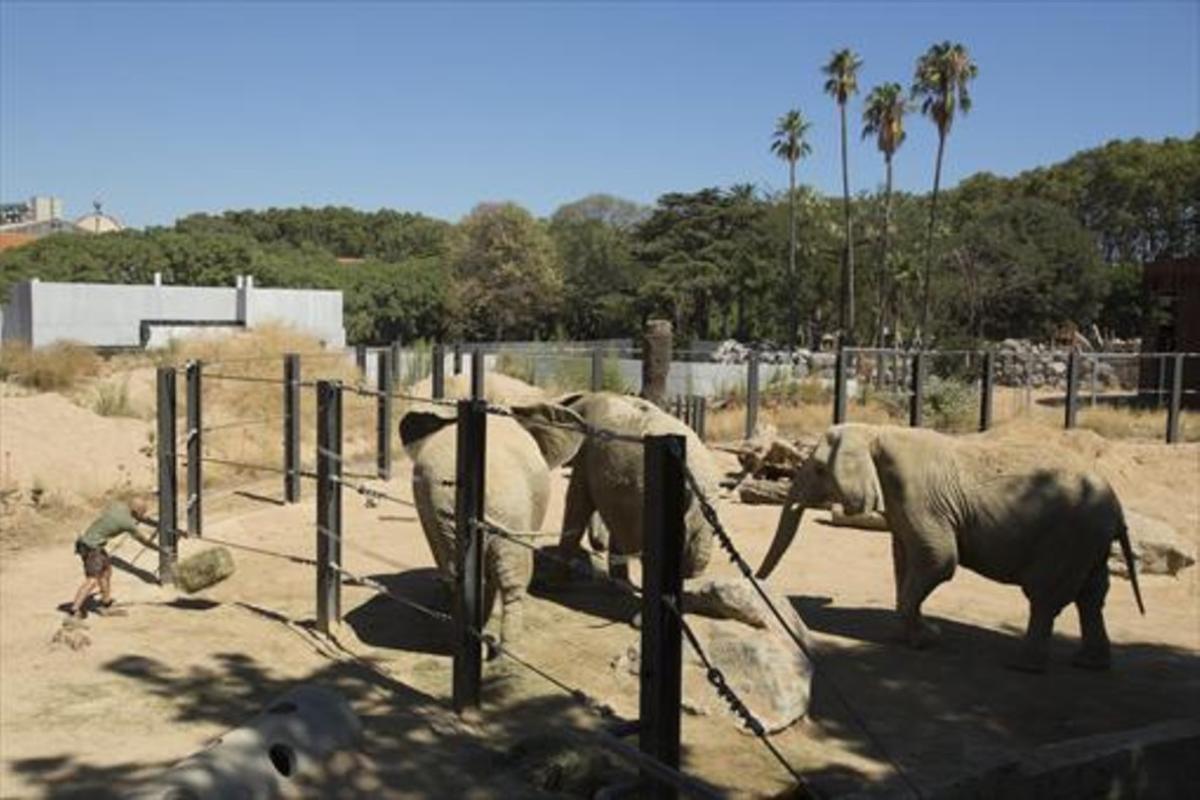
[757, 423, 1144, 672]
[543, 392, 723, 582]
[399, 401, 585, 648]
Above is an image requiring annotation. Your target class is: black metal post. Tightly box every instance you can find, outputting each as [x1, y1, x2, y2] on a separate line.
[316, 381, 343, 634]
[1167, 353, 1184, 444]
[355, 344, 367, 377]
[591, 348, 604, 392]
[185, 360, 202, 537]
[745, 351, 760, 440]
[470, 348, 485, 400]
[156, 367, 178, 585]
[432, 343, 446, 399]
[1065, 350, 1079, 430]
[377, 350, 393, 479]
[833, 346, 848, 424]
[453, 342, 463, 375]
[453, 398, 487, 714]
[909, 352, 925, 428]
[979, 350, 995, 432]
[696, 397, 707, 442]
[284, 353, 301, 503]
[640, 434, 686, 800]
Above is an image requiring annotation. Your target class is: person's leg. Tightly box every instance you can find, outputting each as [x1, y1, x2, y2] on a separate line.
[99, 560, 113, 605]
[70, 578, 98, 616]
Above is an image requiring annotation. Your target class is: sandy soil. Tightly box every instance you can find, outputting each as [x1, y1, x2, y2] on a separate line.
[1, 421, 1197, 798]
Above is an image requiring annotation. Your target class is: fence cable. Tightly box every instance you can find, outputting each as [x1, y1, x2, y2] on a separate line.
[667, 440, 923, 799]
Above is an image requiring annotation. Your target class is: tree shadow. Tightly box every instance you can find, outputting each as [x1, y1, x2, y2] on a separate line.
[788, 595, 1200, 797]
[342, 569, 454, 656]
[6, 633, 723, 799]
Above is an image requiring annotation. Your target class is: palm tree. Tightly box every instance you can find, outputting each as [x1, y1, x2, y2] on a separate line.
[861, 82, 909, 344]
[823, 48, 863, 344]
[912, 41, 978, 343]
[770, 110, 813, 346]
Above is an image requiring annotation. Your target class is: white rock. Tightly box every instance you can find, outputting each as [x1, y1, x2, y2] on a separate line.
[1111, 511, 1197, 577]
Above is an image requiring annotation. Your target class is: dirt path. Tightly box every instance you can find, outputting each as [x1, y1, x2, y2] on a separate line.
[2, 454, 1198, 798]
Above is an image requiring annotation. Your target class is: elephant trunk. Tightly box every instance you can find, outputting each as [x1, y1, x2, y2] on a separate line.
[756, 460, 822, 579]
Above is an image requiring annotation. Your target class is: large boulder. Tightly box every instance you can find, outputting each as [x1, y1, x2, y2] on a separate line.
[682, 577, 814, 651]
[1111, 510, 1196, 577]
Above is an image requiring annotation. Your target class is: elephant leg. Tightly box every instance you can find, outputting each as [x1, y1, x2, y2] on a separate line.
[560, 472, 595, 555]
[895, 533, 955, 649]
[487, 537, 531, 650]
[1007, 600, 1059, 674]
[891, 536, 908, 611]
[1071, 560, 1111, 671]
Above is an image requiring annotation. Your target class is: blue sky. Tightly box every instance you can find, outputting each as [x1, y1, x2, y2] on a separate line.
[1, 1, 1196, 228]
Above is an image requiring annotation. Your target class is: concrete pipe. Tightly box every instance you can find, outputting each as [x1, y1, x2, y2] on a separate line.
[126, 684, 361, 800]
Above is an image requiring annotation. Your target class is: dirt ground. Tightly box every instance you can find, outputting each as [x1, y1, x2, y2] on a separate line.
[1, 388, 1198, 798]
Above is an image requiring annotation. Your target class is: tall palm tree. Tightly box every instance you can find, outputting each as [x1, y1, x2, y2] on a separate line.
[770, 110, 812, 346]
[912, 41, 978, 342]
[861, 82, 909, 344]
[823, 48, 863, 344]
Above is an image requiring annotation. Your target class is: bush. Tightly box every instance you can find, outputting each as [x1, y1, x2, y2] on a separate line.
[92, 379, 138, 418]
[0, 341, 101, 391]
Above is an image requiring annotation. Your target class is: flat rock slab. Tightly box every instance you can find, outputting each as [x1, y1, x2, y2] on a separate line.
[738, 478, 791, 505]
[1112, 510, 1196, 577]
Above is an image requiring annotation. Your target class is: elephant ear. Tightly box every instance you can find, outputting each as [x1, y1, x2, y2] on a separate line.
[508, 402, 587, 469]
[828, 425, 885, 517]
[398, 404, 457, 449]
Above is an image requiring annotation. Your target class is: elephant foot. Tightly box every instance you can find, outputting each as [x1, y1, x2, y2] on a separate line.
[1070, 648, 1111, 671]
[905, 619, 941, 649]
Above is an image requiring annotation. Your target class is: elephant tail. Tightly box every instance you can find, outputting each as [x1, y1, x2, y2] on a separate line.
[1115, 522, 1145, 616]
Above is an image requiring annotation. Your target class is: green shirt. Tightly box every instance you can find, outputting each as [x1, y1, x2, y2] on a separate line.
[78, 503, 140, 550]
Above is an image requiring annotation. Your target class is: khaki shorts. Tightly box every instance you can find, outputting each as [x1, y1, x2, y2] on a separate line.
[75, 542, 110, 578]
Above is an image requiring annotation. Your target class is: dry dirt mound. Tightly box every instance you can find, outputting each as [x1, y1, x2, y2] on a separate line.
[0, 392, 153, 501]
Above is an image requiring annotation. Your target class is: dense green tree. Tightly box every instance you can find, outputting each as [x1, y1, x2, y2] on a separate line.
[549, 198, 643, 338]
[770, 110, 814, 345]
[451, 202, 563, 340]
[823, 48, 863, 341]
[913, 41, 979, 341]
[862, 82, 910, 344]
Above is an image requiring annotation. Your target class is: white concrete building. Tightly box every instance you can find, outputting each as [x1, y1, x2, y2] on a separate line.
[1, 274, 345, 349]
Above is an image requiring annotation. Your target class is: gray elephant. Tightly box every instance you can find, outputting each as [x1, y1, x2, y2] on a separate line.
[540, 392, 722, 581]
[399, 402, 584, 647]
[757, 423, 1144, 672]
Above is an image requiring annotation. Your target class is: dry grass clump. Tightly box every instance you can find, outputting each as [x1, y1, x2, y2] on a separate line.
[0, 341, 101, 392]
[1075, 405, 1197, 442]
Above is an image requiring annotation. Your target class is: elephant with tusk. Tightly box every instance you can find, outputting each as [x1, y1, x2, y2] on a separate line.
[399, 401, 585, 649]
[758, 423, 1144, 673]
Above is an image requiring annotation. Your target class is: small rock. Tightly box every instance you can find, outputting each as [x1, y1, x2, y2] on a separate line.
[50, 621, 91, 651]
[1111, 511, 1197, 577]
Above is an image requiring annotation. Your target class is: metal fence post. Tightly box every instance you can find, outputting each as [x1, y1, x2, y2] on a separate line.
[909, 352, 925, 428]
[355, 344, 367, 377]
[833, 346, 848, 425]
[696, 397, 707, 442]
[453, 342, 463, 376]
[591, 348, 604, 392]
[185, 360, 202, 537]
[979, 350, 994, 432]
[1166, 353, 1184, 444]
[745, 351, 760, 440]
[454, 398, 487, 715]
[432, 343, 446, 399]
[316, 381, 343, 634]
[156, 367, 178, 585]
[641, 434, 686, 800]
[377, 349, 393, 479]
[1065, 350, 1079, 430]
[470, 348, 485, 400]
[284, 353, 301, 503]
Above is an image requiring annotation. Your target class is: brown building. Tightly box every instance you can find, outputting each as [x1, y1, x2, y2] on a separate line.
[1139, 257, 1200, 407]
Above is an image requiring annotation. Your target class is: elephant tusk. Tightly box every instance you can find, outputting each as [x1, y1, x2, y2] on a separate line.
[757, 503, 805, 580]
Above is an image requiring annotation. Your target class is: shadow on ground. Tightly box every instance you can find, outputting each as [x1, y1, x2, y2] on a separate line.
[343, 568, 453, 655]
[790, 595, 1200, 797]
